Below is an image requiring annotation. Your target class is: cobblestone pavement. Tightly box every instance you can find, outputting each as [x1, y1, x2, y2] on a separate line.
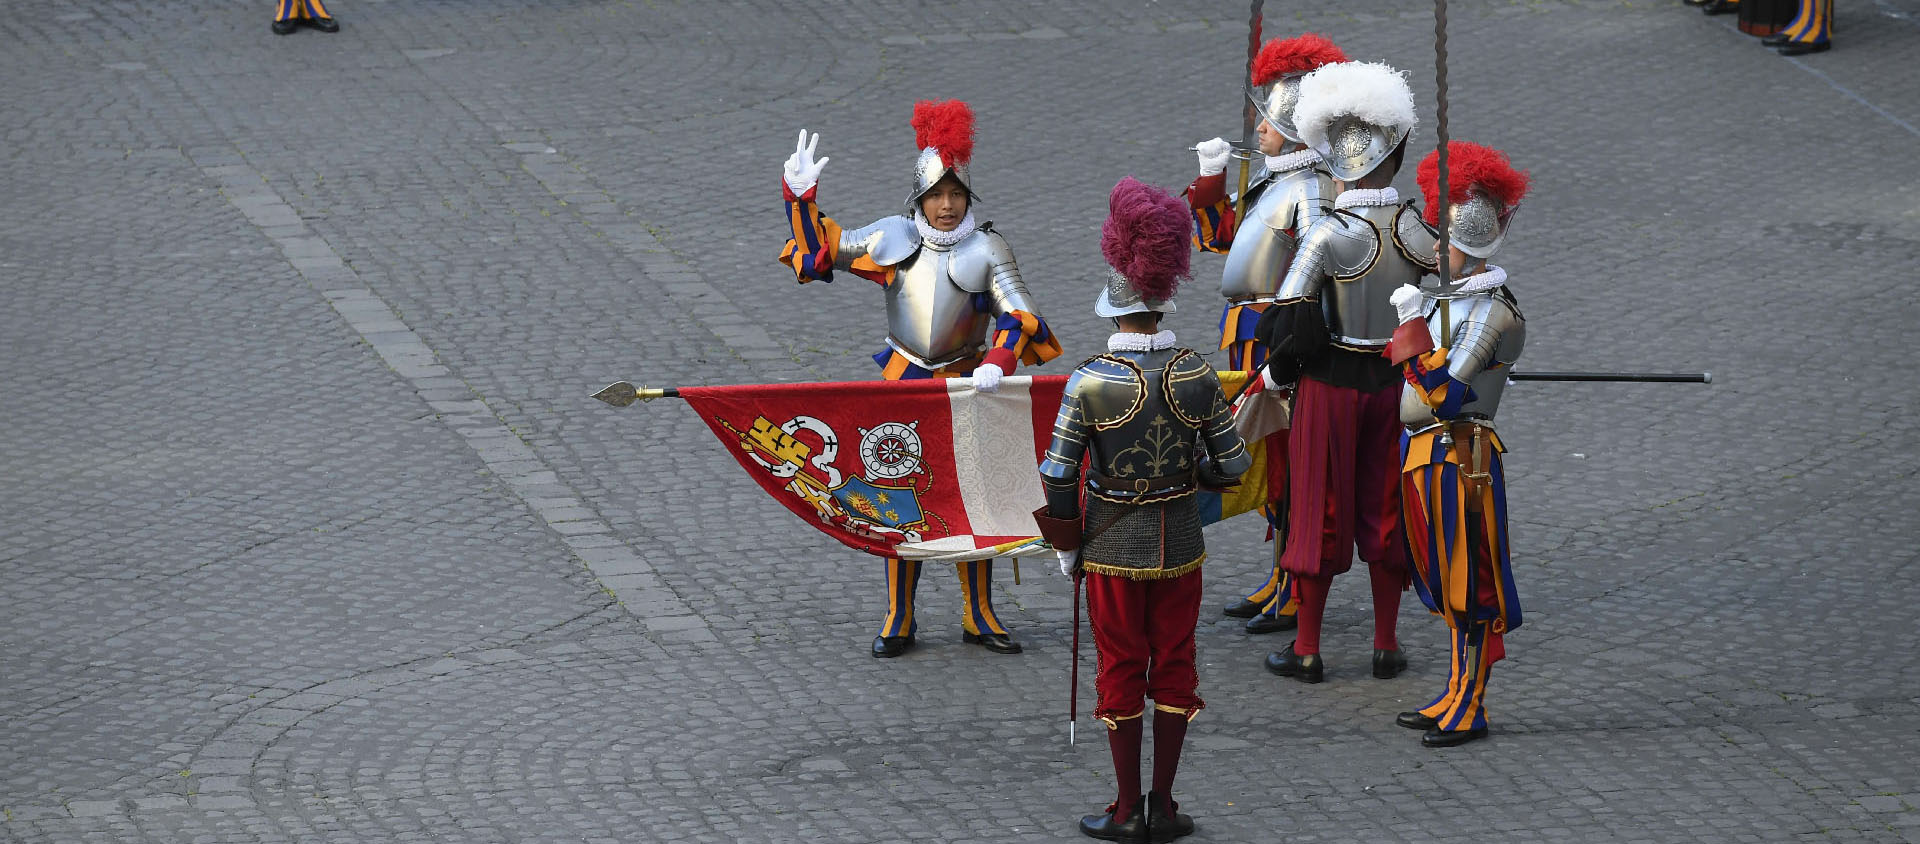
[4, 0, 1918, 841]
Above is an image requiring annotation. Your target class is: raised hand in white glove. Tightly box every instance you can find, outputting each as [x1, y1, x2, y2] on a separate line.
[1390, 284, 1427, 325]
[1195, 137, 1233, 177]
[1055, 548, 1079, 577]
[783, 130, 830, 196]
[971, 362, 1003, 393]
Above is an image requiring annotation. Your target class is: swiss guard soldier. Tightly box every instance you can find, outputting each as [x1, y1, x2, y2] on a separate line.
[1385, 141, 1530, 748]
[777, 100, 1063, 659]
[1258, 61, 1430, 684]
[1035, 177, 1251, 841]
[1185, 33, 1347, 637]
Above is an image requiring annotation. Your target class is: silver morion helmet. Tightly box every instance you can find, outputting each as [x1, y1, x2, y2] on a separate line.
[1094, 270, 1178, 318]
[1293, 61, 1418, 182]
[906, 99, 979, 207]
[1446, 191, 1519, 259]
[907, 146, 976, 206]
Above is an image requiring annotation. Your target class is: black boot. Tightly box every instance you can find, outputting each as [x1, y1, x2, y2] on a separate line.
[1221, 598, 1262, 618]
[1761, 31, 1793, 46]
[271, 18, 298, 34]
[1145, 791, 1195, 842]
[1078, 800, 1146, 841]
[961, 630, 1023, 654]
[1422, 725, 1489, 747]
[1263, 642, 1324, 683]
[304, 15, 339, 32]
[1372, 648, 1408, 679]
[1396, 711, 1438, 731]
[1776, 39, 1831, 55]
[1243, 611, 1297, 634]
[870, 634, 914, 658]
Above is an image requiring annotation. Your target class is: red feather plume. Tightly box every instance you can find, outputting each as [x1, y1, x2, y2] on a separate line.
[1417, 141, 1531, 225]
[1251, 33, 1348, 87]
[1101, 177, 1192, 301]
[911, 99, 975, 167]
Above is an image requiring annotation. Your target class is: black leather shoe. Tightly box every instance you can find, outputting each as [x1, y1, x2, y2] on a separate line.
[962, 630, 1024, 654]
[1396, 711, 1438, 731]
[1221, 598, 1262, 619]
[1701, 0, 1740, 13]
[271, 18, 298, 34]
[304, 15, 339, 32]
[1146, 791, 1195, 842]
[1244, 612, 1297, 635]
[1776, 39, 1830, 55]
[1372, 648, 1408, 679]
[1422, 725, 1489, 748]
[871, 635, 914, 658]
[1263, 643, 1324, 683]
[1078, 801, 1145, 841]
[1760, 32, 1793, 46]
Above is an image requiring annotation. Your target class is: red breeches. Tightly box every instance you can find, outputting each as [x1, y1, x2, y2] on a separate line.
[1085, 569, 1204, 721]
[1280, 376, 1410, 580]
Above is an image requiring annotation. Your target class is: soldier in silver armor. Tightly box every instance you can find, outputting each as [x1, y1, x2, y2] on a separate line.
[1384, 140, 1530, 748]
[1186, 33, 1348, 636]
[1033, 178, 1248, 842]
[778, 100, 1063, 660]
[1257, 61, 1431, 685]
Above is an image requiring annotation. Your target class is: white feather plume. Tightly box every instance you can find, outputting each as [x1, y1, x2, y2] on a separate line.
[1294, 61, 1418, 155]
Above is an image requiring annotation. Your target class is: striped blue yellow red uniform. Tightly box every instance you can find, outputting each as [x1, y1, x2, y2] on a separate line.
[1398, 346, 1523, 735]
[780, 184, 1062, 641]
[275, 0, 332, 22]
[1777, 0, 1833, 46]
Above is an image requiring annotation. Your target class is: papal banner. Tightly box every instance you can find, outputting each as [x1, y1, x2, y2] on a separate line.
[661, 371, 1277, 563]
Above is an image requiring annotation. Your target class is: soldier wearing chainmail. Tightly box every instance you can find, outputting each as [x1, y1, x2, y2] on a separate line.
[1385, 141, 1530, 748]
[778, 100, 1063, 659]
[1257, 61, 1433, 685]
[1035, 177, 1249, 842]
[1185, 33, 1347, 637]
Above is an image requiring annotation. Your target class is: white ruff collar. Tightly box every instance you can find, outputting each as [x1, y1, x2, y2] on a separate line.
[1108, 330, 1177, 352]
[914, 210, 978, 247]
[1265, 148, 1322, 173]
[1335, 187, 1399, 210]
[1450, 264, 1507, 296]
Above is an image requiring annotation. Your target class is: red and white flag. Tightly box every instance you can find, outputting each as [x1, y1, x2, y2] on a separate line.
[678, 371, 1265, 562]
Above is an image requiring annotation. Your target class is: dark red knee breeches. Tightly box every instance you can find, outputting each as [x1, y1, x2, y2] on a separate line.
[1085, 568, 1204, 721]
[1280, 376, 1410, 581]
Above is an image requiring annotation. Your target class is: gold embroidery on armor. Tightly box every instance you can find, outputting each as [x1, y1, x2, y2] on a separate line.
[1160, 350, 1215, 426]
[1109, 415, 1190, 478]
[1080, 355, 1148, 430]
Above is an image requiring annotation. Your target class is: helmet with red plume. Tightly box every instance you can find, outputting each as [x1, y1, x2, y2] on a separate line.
[907, 99, 979, 206]
[1251, 34, 1349, 143]
[1095, 177, 1193, 317]
[1417, 141, 1530, 259]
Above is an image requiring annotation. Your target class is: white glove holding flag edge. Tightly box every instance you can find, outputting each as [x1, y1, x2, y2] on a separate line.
[971, 362, 1003, 393]
[1195, 137, 1233, 177]
[783, 129, 830, 196]
[1055, 548, 1079, 577]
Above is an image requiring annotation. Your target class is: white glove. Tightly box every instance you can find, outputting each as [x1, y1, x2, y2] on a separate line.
[783, 129, 830, 196]
[1262, 365, 1292, 393]
[1391, 284, 1426, 325]
[1195, 137, 1233, 177]
[1055, 548, 1079, 577]
[971, 362, 1003, 393]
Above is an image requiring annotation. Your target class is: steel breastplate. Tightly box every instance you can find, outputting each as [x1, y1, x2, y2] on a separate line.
[1325, 204, 1428, 348]
[1220, 167, 1331, 303]
[883, 246, 990, 368]
[1075, 349, 1213, 493]
[1399, 293, 1526, 426]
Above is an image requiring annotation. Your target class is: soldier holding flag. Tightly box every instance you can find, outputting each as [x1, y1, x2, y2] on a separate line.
[777, 100, 1063, 659]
